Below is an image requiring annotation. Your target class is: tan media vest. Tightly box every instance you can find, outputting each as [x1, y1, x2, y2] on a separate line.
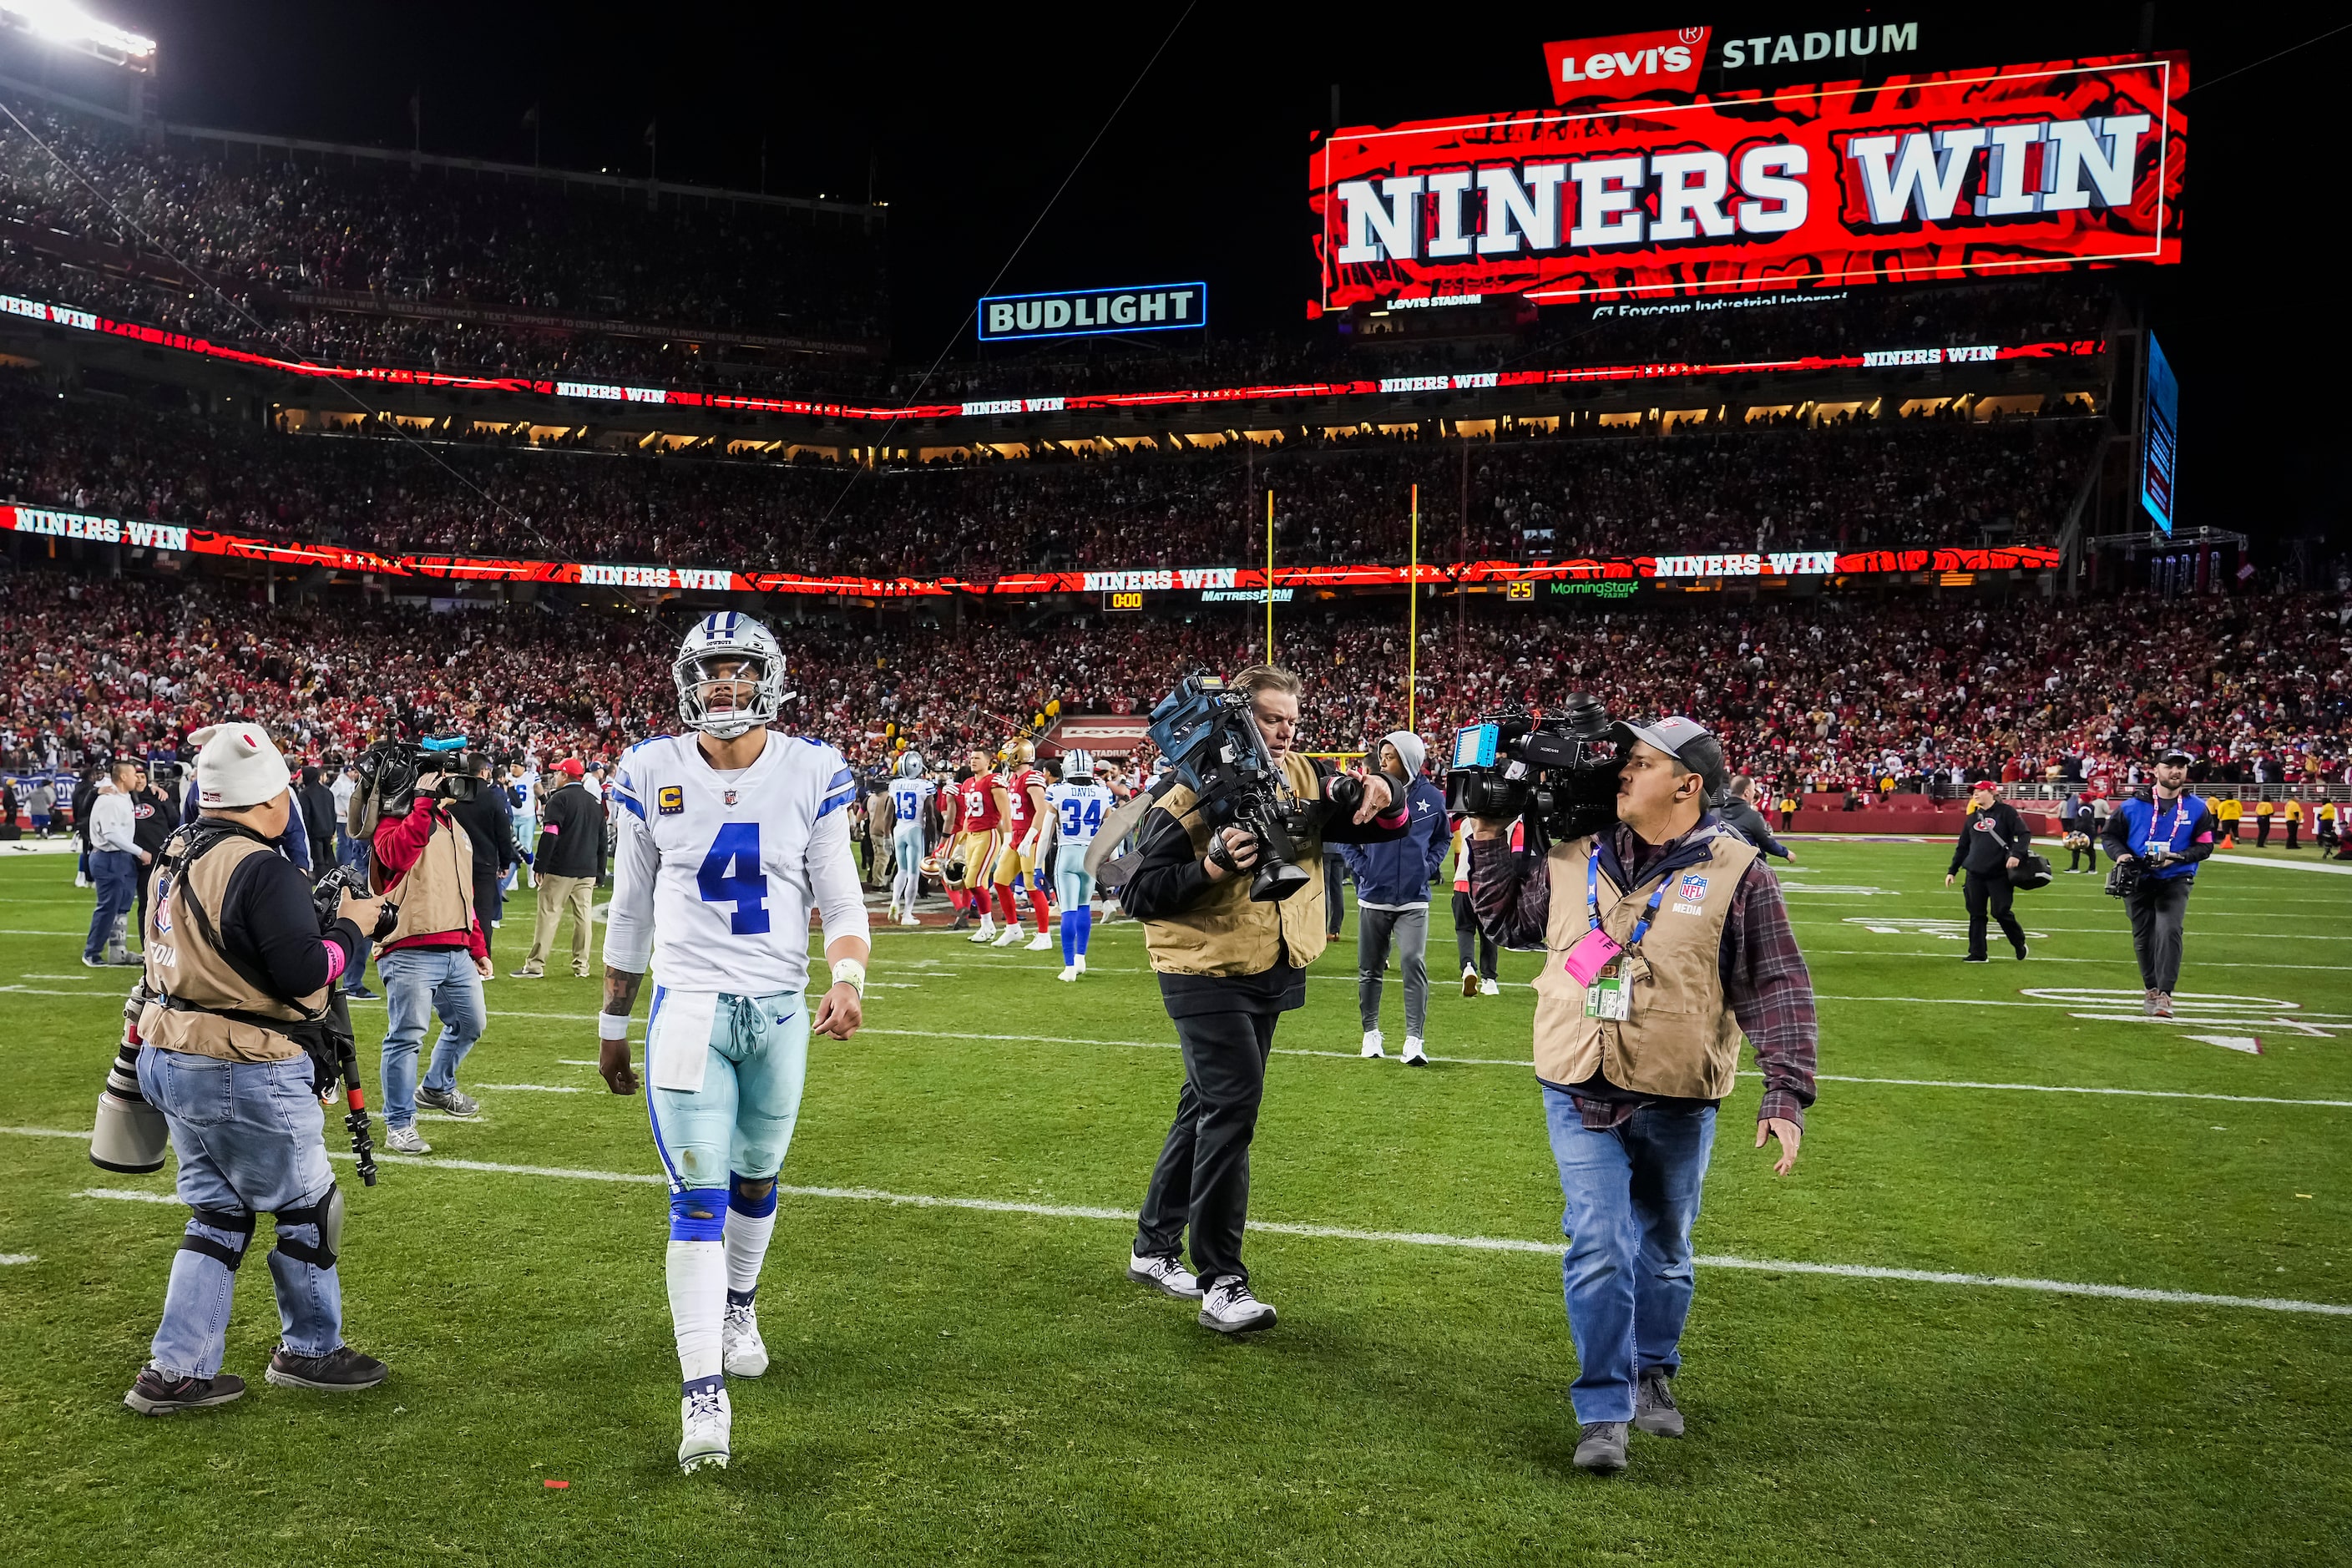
[374, 804, 478, 948]
[1143, 751, 1335, 978]
[139, 828, 328, 1064]
[1530, 827, 1759, 1098]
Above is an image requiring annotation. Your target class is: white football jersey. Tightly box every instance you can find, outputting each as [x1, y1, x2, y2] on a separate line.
[888, 776, 934, 826]
[1045, 781, 1114, 847]
[603, 731, 869, 996]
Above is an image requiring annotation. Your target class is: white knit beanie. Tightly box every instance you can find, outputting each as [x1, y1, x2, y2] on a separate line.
[190, 723, 291, 810]
[1383, 730, 1427, 779]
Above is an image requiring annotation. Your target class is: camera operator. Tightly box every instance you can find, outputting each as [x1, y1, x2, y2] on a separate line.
[122, 723, 390, 1414]
[1945, 781, 2032, 963]
[365, 747, 493, 1152]
[1120, 665, 1412, 1334]
[2101, 750, 2218, 1018]
[1468, 717, 1816, 1477]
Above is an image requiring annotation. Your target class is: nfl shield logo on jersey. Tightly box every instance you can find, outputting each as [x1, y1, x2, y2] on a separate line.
[154, 875, 174, 934]
[724, 789, 739, 807]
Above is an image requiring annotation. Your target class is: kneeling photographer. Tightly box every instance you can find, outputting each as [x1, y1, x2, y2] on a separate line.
[350, 735, 493, 1154]
[1460, 708, 1815, 1478]
[115, 724, 393, 1414]
[1105, 665, 1410, 1334]
[2100, 749, 2218, 1018]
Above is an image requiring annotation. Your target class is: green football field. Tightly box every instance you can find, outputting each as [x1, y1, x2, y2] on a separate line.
[2, 837, 2347, 1566]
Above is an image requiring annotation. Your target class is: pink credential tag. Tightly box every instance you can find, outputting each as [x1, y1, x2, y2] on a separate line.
[1562, 926, 1625, 987]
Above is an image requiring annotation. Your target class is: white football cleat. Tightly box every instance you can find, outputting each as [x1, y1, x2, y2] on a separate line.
[1024, 931, 1053, 951]
[1479, 978, 1501, 996]
[678, 1385, 731, 1472]
[900, 914, 922, 928]
[1198, 1277, 1277, 1334]
[1402, 1037, 1429, 1066]
[1360, 1029, 1385, 1060]
[992, 924, 1024, 947]
[722, 1301, 769, 1378]
[1128, 1252, 1204, 1299]
[968, 920, 997, 943]
[1058, 964, 1079, 983]
[1074, 954, 1087, 974]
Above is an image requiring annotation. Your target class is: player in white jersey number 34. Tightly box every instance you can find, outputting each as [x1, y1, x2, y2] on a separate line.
[594, 612, 872, 1473]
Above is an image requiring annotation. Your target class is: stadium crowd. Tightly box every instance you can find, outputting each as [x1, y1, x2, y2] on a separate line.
[0, 373, 2097, 574]
[7, 570, 2345, 806]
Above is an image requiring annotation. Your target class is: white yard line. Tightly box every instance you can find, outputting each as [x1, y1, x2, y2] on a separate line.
[45, 1141, 2343, 1319]
[471, 1083, 583, 1094]
[0, 1252, 35, 1264]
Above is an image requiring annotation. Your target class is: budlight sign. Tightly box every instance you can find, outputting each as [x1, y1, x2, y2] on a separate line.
[979, 284, 1206, 343]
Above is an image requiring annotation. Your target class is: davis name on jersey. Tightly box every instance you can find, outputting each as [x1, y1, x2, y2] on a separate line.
[1046, 781, 1113, 846]
[604, 732, 870, 996]
[888, 776, 935, 825]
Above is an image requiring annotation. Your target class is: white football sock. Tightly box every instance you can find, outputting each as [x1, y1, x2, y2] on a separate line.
[723, 1207, 777, 1300]
[665, 1239, 726, 1384]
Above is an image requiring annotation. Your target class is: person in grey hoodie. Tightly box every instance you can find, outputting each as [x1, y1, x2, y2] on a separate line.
[1340, 731, 1451, 1065]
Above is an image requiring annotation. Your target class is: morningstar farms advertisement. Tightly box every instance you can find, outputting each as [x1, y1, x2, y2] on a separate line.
[1311, 53, 2184, 311]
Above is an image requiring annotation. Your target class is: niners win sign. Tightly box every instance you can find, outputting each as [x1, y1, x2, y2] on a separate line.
[1311, 54, 2183, 311]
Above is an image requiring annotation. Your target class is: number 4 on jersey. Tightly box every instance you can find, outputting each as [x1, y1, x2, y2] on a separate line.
[696, 822, 771, 934]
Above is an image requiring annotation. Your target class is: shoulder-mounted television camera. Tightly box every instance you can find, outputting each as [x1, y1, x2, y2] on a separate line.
[350, 734, 478, 817]
[1444, 693, 1623, 854]
[1145, 674, 1314, 903]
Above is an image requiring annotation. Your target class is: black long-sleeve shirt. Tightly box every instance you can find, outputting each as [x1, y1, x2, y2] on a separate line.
[205, 834, 367, 1002]
[1949, 800, 2032, 877]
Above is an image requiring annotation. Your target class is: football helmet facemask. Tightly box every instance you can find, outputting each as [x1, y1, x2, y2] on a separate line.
[674, 613, 787, 741]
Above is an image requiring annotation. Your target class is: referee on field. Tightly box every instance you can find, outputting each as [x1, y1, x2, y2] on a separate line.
[1945, 780, 2031, 963]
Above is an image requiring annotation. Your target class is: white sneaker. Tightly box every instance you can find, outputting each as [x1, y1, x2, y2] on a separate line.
[387, 1125, 430, 1155]
[1128, 1252, 1205, 1299]
[1402, 1037, 1429, 1066]
[968, 920, 996, 943]
[900, 914, 921, 928]
[1461, 963, 1479, 998]
[678, 1385, 731, 1472]
[1479, 978, 1500, 996]
[1058, 964, 1079, 983]
[1074, 954, 1087, 974]
[1024, 932, 1052, 951]
[722, 1301, 769, 1378]
[1198, 1277, 1277, 1333]
[1360, 1029, 1385, 1060]
[992, 924, 1024, 948]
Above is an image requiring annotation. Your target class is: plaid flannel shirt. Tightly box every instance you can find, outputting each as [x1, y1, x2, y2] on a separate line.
[1469, 818, 1818, 1130]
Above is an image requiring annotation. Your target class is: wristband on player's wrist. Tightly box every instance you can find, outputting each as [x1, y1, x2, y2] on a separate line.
[829, 958, 867, 996]
[597, 1012, 630, 1041]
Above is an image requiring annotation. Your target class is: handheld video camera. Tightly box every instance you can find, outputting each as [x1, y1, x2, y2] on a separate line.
[350, 734, 479, 817]
[1444, 693, 1624, 854]
[1146, 674, 1314, 903]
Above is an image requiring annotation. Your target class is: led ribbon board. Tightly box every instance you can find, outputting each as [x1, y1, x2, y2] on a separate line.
[1313, 53, 2185, 313]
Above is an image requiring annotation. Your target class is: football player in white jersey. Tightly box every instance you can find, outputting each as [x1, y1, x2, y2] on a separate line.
[885, 751, 934, 927]
[594, 611, 871, 1474]
[1039, 749, 1115, 982]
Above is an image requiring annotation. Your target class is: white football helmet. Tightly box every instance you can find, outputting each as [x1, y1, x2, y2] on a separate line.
[896, 751, 926, 778]
[674, 612, 786, 741]
[1062, 748, 1095, 782]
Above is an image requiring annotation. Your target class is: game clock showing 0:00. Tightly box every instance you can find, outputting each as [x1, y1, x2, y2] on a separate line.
[1105, 591, 1146, 611]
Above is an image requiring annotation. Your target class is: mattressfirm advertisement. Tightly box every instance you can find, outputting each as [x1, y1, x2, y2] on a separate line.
[1313, 53, 2184, 311]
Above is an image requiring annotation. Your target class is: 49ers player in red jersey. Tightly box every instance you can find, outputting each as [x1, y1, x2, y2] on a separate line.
[939, 761, 973, 930]
[991, 740, 1055, 950]
[955, 748, 1007, 943]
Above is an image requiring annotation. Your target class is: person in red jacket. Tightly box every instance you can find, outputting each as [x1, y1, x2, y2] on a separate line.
[370, 764, 492, 1156]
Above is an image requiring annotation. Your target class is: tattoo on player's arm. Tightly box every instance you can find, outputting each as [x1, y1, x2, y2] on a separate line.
[603, 966, 645, 1016]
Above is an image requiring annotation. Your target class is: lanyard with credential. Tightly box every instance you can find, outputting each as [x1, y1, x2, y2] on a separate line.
[1587, 848, 1670, 956]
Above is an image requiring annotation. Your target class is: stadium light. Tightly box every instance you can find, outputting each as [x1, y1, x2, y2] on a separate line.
[0, 0, 155, 65]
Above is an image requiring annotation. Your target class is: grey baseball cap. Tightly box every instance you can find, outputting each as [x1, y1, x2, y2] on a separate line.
[1613, 716, 1728, 797]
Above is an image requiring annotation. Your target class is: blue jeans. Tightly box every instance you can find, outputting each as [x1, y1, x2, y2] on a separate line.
[378, 946, 485, 1129]
[136, 1047, 342, 1378]
[85, 847, 138, 960]
[336, 829, 367, 871]
[1543, 1088, 1716, 1423]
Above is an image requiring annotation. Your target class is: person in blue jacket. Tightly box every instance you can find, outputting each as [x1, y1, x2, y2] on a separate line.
[1341, 731, 1450, 1066]
[2100, 749, 2218, 1018]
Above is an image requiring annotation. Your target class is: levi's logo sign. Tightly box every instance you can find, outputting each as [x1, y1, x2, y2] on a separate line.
[1543, 28, 1710, 103]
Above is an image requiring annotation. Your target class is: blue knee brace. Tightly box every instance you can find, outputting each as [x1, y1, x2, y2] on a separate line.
[669, 1186, 727, 1242]
[728, 1172, 778, 1217]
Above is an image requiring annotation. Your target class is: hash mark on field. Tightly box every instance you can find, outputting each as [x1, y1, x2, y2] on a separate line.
[0, 1252, 35, 1264]
[78, 1187, 179, 1204]
[63, 1153, 2352, 1318]
[473, 1083, 583, 1093]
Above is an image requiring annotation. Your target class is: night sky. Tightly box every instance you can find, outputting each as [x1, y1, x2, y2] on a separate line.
[43, 3, 2352, 554]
